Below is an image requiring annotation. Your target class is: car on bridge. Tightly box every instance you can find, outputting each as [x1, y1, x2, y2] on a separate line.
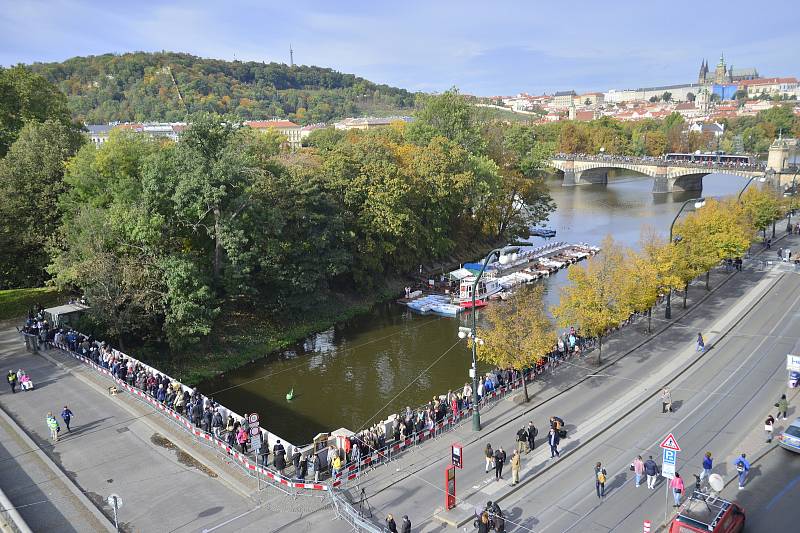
[669, 491, 745, 533]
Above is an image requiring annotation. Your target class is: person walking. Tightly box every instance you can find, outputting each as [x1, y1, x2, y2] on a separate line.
[661, 387, 673, 413]
[670, 473, 685, 507]
[7, 370, 17, 393]
[484, 443, 494, 473]
[776, 394, 788, 420]
[526, 421, 537, 453]
[400, 515, 411, 533]
[696, 332, 705, 353]
[594, 462, 607, 498]
[548, 427, 560, 458]
[60, 406, 74, 432]
[765, 415, 775, 443]
[699, 452, 713, 482]
[732, 453, 750, 489]
[644, 455, 659, 489]
[632, 455, 645, 487]
[494, 446, 506, 481]
[510, 449, 521, 486]
[46, 412, 60, 443]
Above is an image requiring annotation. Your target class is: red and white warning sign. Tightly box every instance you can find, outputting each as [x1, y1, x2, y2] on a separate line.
[643, 520, 651, 533]
[659, 433, 681, 451]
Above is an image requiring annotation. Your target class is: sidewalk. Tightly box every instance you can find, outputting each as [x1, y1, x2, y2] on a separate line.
[346, 230, 799, 529]
[0, 324, 257, 532]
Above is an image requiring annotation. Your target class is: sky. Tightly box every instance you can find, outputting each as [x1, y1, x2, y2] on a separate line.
[1, 0, 798, 96]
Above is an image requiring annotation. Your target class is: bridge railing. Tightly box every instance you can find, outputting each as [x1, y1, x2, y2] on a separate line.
[553, 153, 766, 172]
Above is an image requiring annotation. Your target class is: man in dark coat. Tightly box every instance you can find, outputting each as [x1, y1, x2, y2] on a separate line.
[400, 515, 411, 533]
[548, 428, 560, 458]
[273, 440, 286, 475]
[493, 447, 506, 480]
[292, 449, 302, 480]
[527, 421, 537, 452]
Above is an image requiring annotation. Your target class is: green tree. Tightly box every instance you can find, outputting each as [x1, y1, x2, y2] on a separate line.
[0, 66, 74, 156]
[406, 88, 485, 154]
[662, 92, 672, 102]
[686, 92, 696, 102]
[477, 285, 556, 402]
[0, 119, 83, 288]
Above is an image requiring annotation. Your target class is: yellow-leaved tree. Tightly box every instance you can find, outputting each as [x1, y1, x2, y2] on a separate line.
[552, 236, 631, 364]
[477, 285, 555, 403]
[688, 198, 752, 289]
[740, 186, 782, 241]
[621, 249, 660, 333]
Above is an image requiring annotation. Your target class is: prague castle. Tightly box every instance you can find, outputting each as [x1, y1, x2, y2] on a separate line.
[697, 54, 759, 85]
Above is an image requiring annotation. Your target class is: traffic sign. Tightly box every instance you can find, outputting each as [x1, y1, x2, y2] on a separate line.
[249, 426, 261, 437]
[107, 493, 123, 509]
[659, 433, 681, 452]
[643, 520, 651, 533]
[248, 413, 259, 424]
[662, 448, 677, 479]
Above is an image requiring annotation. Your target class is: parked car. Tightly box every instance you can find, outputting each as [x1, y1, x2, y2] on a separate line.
[669, 491, 744, 533]
[777, 416, 800, 453]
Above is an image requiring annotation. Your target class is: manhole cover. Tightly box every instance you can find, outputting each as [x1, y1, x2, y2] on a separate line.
[116, 427, 129, 433]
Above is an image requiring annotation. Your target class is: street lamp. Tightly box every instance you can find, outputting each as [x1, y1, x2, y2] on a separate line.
[458, 245, 519, 431]
[786, 169, 799, 233]
[666, 197, 706, 319]
[737, 174, 767, 201]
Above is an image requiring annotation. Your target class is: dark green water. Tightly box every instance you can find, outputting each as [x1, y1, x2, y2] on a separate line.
[200, 173, 749, 444]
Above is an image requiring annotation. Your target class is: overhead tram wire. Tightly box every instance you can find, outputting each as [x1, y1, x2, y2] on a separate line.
[207, 312, 452, 396]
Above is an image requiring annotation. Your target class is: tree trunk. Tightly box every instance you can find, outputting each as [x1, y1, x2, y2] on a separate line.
[683, 282, 688, 308]
[705, 271, 710, 291]
[597, 336, 603, 365]
[647, 308, 652, 334]
[522, 376, 530, 403]
[213, 207, 222, 287]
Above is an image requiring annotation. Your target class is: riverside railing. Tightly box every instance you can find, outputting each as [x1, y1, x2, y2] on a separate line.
[19, 332, 335, 493]
[0, 487, 33, 533]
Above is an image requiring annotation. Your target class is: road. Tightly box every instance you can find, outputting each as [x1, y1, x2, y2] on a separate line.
[347, 237, 800, 532]
[720, 444, 800, 531]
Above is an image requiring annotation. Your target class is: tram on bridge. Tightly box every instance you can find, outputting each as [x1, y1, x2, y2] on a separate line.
[664, 152, 755, 165]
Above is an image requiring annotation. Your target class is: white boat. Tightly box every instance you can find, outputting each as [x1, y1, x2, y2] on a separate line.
[456, 276, 502, 308]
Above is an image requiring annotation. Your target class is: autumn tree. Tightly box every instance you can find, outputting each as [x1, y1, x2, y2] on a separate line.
[477, 285, 556, 402]
[552, 236, 631, 363]
[621, 249, 660, 332]
[740, 186, 782, 241]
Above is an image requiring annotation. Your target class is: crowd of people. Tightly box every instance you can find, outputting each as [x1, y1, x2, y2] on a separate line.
[553, 152, 765, 171]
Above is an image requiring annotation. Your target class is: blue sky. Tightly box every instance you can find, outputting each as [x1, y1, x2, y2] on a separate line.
[1, 0, 798, 95]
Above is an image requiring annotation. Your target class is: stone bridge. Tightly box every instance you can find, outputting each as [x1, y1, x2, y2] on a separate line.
[549, 156, 766, 194]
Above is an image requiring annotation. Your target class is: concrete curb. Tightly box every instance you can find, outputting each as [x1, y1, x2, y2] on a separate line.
[33, 349, 259, 501]
[438, 265, 786, 528]
[0, 402, 114, 532]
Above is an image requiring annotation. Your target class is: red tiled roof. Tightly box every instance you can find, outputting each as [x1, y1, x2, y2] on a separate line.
[675, 102, 696, 110]
[739, 77, 798, 86]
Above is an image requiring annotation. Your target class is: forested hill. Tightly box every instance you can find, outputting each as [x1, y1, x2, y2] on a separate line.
[26, 51, 416, 124]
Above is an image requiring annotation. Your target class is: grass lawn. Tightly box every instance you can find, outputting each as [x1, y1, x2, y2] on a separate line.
[0, 287, 67, 322]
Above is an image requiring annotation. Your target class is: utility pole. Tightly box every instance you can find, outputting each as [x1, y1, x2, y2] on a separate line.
[289, 44, 294, 67]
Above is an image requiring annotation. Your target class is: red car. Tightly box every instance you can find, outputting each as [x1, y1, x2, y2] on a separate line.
[669, 491, 745, 533]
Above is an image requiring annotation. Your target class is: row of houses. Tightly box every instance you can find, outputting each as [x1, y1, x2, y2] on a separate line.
[86, 115, 416, 148]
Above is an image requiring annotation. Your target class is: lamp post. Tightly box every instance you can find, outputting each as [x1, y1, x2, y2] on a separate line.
[786, 169, 799, 233]
[666, 197, 706, 319]
[458, 245, 519, 431]
[737, 174, 767, 201]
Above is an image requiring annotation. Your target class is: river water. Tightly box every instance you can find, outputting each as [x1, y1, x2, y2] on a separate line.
[201, 172, 750, 444]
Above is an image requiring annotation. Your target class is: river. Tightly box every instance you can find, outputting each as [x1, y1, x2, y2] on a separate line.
[200, 172, 753, 444]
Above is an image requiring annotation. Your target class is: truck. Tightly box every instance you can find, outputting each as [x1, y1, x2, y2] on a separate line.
[669, 490, 745, 533]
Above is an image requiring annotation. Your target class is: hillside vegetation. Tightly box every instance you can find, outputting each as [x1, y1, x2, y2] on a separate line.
[27, 51, 415, 124]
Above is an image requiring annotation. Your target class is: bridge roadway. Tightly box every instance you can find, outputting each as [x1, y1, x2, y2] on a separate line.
[549, 154, 766, 193]
[342, 230, 800, 532]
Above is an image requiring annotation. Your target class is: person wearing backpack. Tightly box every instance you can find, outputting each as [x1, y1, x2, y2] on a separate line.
[484, 443, 494, 473]
[732, 453, 750, 489]
[594, 462, 607, 498]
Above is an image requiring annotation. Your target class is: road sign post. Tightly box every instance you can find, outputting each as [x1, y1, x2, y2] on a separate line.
[445, 465, 456, 510]
[107, 493, 123, 532]
[659, 433, 681, 526]
[451, 443, 463, 469]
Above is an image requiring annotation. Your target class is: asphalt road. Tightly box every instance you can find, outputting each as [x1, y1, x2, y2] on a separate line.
[718, 444, 800, 532]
